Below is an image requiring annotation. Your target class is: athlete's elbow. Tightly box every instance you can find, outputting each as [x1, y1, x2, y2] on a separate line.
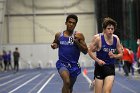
[82, 48, 88, 54]
[82, 51, 87, 54]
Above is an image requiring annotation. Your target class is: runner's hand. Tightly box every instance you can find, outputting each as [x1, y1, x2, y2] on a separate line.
[51, 43, 58, 49]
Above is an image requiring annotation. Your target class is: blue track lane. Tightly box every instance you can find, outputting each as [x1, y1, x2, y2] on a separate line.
[0, 68, 139, 93]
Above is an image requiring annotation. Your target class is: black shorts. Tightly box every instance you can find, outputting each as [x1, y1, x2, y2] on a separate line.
[94, 64, 115, 80]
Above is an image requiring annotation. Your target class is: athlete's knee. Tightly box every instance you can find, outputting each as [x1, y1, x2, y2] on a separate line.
[104, 89, 112, 93]
[64, 78, 71, 87]
[104, 91, 111, 93]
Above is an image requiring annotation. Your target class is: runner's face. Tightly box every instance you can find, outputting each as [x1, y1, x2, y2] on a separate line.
[105, 25, 114, 37]
[66, 18, 77, 32]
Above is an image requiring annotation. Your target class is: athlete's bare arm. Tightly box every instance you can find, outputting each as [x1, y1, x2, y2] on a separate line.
[51, 32, 61, 49]
[108, 35, 123, 59]
[74, 32, 88, 54]
[88, 34, 106, 65]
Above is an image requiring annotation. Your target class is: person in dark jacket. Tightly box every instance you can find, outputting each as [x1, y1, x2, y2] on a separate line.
[7, 50, 12, 70]
[2, 50, 8, 71]
[13, 47, 20, 71]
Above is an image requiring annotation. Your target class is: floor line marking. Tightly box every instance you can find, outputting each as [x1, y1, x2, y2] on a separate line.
[115, 80, 137, 93]
[9, 74, 41, 93]
[0, 74, 25, 87]
[82, 72, 92, 84]
[28, 74, 50, 93]
[37, 73, 55, 93]
[0, 74, 13, 80]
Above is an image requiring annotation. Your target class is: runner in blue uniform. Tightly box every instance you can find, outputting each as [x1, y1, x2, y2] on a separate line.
[88, 17, 123, 93]
[51, 14, 88, 93]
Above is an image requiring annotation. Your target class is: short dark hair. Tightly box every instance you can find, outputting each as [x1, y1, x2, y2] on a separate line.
[66, 14, 78, 23]
[102, 17, 117, 30]
[15, 47, 18, 50]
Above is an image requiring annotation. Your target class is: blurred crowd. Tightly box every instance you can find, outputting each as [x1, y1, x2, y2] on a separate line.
[0, 47, 20, 72]
[118, 39, 140, 76]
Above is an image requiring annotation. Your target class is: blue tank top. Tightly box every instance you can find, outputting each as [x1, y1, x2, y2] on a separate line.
[96, 34, 117, 65]
[58, 31, 80, 63]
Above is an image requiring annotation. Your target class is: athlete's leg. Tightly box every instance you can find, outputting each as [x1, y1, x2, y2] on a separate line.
[59, 68, 71, 93]
[103, 75, 114, 93]
[95, 78, 103, 93]
[69, 77, 77, 93]
[94, 65, 104, 93]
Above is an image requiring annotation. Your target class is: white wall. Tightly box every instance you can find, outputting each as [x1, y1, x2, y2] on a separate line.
[2, 44, 94, 69]
[0, 0, 96, 69]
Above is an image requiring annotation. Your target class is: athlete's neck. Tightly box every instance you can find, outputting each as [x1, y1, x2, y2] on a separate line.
[65, 30, 74, 36]
[104, 34, 113, 40]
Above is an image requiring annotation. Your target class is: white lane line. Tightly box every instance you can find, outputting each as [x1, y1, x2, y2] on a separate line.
[37, 73, 55, 93]
[82, 72, 92, 84]
[0, 74, 13, 80]
[28, 74, 50, 93]
[0, 75, 26, 87]
[9, 74, 41, 93]
[115, 80, 137, 93]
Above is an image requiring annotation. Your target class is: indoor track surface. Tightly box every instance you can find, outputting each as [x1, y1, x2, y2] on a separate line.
[0, 67, 140, 93]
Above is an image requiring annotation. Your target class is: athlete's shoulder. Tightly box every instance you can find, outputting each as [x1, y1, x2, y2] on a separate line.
[113, 34, 120, 42]
[74, 31, 85, 39]
[75, 31, 83, 35]
[56, 32, 61, 35]
[113, 34, 119, 39]
[93, 33, 102, 40]
[55, 31, 62, 37]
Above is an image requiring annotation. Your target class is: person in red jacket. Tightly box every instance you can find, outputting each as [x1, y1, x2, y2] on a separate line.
[129, 48, 135, 76]
[136, 39, 140, 74]
[122, 45, 132, 76]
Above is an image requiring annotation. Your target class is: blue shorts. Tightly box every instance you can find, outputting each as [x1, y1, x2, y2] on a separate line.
[56, 60, 81, 77]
